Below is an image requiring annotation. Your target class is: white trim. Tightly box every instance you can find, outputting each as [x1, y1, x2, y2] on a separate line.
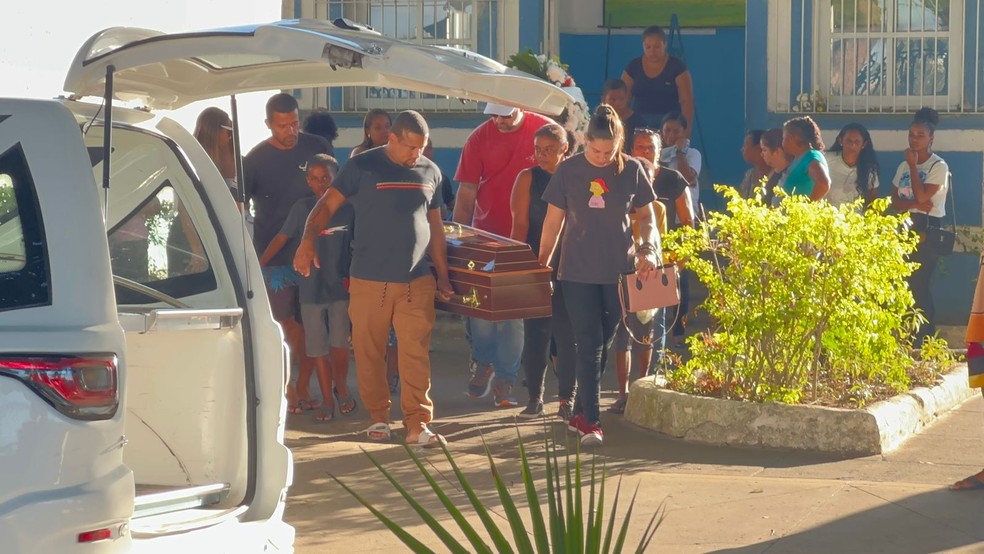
[768, 0, 793, 112]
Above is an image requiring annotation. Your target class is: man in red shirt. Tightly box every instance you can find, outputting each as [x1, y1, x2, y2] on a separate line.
[453, 103, 555, 408]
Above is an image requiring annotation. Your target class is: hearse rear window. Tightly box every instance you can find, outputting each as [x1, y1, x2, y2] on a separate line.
[0, 143, 50, 310]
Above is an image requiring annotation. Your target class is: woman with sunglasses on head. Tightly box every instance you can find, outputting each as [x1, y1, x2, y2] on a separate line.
[606, 128, 694, 415]
[892, 108, 950, 346]
[511, 124, 577, 420]
[195, 107, 239, 199]
[351, 108, 392, 157]
[539, 105, 659, 447]
[825, 123, 880, 207]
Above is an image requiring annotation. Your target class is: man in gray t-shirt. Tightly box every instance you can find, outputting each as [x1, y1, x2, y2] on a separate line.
[243, 92, 331, 412]
[294, 110, 453, 448]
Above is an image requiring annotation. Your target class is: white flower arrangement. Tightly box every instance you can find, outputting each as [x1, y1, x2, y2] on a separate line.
[507, 49, 591, 152]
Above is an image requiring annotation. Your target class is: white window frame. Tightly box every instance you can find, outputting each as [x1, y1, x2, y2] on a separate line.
[768, 0, 965, 113]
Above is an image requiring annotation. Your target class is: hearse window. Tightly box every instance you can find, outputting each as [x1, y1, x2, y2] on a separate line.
[0, 143, 50, 310]
[108, 182, 216, 302]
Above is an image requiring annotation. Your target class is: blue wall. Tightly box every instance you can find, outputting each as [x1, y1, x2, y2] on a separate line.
[560, 28, 747, 211]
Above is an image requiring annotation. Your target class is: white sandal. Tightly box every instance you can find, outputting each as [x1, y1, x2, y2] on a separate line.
[365, 422, 391, 442]
[411, 426, 447, 449]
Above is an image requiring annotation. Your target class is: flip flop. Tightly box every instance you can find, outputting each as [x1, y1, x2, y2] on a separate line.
[334, 390, 357, 416]
[410, 426, 447, 449]
[298, 398, 322, 411]
[314, 406, 334, 423]
[365, 422, 392, 442]
[287, 404, 304, 415]
[950, 474, 984, 491]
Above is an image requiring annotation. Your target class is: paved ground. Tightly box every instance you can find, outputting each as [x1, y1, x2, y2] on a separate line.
[284, 314, 984, 553]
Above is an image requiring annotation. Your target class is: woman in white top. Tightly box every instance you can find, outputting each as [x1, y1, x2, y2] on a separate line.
[891, 107, 949, 345]
[824, 123, 880, 207]
[659, 111, 702, 215]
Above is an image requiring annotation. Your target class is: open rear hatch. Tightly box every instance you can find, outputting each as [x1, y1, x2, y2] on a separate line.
[63, 18, 572, 115]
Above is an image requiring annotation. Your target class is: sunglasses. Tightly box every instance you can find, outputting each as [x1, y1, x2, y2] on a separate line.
[634, 127, 658, 135]
[492, 110, 518, 120]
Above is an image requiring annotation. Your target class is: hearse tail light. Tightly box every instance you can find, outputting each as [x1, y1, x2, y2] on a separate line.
[0, 354, 119, 420]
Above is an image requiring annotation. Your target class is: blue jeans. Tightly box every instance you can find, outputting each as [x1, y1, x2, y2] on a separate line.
[467, 317, 524, 383]
[562, 281, 622, 426]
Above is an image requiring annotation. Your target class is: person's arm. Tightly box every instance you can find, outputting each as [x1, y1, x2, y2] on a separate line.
[807, 160, 831, 201]
[260, 234, 288, 267]
[866, 172, 880, 203]
[453, 182, 478, 225]
[906, 150, 942, 203]
[621, 70, 634, 97]
[427, 208, 453, 301]
[675, 147, 698, 188]
[634, 202, 660, 280]
[538, 205, 566, 269]
[676, 189, 695, 228]
[510, 169, 533, 242]
[294, 187, 346, 276]
[676, 70, 696, 140]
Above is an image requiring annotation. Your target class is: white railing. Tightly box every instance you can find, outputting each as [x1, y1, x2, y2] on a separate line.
[310, 0, 501, 113]
[770, 0, 979, 114]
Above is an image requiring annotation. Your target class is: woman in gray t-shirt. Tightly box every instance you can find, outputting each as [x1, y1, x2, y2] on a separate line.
[539, 105, 660, 448]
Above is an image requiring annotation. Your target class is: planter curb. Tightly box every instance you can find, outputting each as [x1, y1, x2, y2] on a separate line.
[624, 364, 975, 456]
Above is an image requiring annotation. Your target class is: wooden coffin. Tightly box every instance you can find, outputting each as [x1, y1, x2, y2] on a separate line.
[435, 223, 552, 321]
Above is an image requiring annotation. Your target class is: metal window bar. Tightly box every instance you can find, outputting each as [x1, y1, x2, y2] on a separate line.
[781, 0, 969, 113]
[312, 0, 500, 113]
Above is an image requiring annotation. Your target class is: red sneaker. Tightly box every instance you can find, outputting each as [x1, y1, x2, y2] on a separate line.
[567, 414, 587, 436]
[580, 424, 604, 447]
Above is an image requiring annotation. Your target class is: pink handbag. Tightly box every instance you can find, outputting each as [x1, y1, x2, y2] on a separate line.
[618, 266, 680, 313]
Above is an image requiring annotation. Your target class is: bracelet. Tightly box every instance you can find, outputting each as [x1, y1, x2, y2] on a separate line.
[637, 242, 657, 255]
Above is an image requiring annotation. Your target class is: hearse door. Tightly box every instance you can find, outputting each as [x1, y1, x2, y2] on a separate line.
[86, 122, 252, 527]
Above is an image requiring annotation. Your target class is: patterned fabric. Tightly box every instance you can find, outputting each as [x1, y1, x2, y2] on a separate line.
[967, 252, 984, 388]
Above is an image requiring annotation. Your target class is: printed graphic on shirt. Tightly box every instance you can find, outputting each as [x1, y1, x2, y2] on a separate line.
[376, 181, 436, 191]
[588, 178, 609, 208]
[897, 169, 925, 200]
[320, 225, 349, 236]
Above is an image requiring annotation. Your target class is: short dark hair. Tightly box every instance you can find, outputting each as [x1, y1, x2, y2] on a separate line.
[746, 129, 766, 145]
[303, 110, 339, 142]
[642, 25, 667, 41]
[661, 111, 689, 130]
[266, 93, 299, 120]
[308, 153, 339, 176]
[602, 79, 628, 96]
[391, 110, 429, 138]
[760, 128, 783, 149]
[913, 107, 940, 135]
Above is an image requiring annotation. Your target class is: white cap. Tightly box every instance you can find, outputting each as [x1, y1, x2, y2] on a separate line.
[483, 103, 518, 116]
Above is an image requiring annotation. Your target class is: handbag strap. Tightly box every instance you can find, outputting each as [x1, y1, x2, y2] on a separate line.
[946, 171, 956, 231]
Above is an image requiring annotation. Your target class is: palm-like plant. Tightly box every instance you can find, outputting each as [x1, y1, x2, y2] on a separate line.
[330, 427, 663, 553]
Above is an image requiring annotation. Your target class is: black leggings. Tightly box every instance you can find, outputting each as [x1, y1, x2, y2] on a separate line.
[522, 281, 576, 403]
[909, 239, 940, 344]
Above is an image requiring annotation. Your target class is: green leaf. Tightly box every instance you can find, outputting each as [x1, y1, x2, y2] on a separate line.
[328, 473, 438, 554]
[517, 427, 550, 554]
[601, 477, 623, 554]
[402, 444, 491, 553]
[358, 447, 471, 553]
[440, 436, 515, 553]
[612, 484, 641, 553]
[634, 502, 667, 554]
[543, 428, 566, 553]
[482, 435, 533, 553]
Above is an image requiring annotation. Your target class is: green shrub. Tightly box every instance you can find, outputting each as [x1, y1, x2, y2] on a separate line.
[330, 428, 662, 553]
[663, 187, 921, 405]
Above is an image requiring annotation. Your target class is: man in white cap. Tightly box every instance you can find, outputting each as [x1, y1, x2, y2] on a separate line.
[453, 103, 555, 408]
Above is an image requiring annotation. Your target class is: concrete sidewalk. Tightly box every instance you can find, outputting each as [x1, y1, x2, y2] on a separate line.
[284, 315, 984, 553]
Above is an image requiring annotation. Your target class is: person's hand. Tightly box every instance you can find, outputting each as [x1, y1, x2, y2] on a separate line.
[675, 137, 689, 151]
[904, 148, 919, 168]
[293, 239, 319, 277]
[435, 274, 453, 302]
[917, 200, 934, 212]
[634, 251, 658, 281]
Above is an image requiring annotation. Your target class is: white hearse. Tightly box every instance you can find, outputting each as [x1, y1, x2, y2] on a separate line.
[0, 19, 569, 553]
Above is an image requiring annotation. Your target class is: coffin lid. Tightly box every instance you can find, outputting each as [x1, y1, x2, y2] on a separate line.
[63, 19, 573, 114]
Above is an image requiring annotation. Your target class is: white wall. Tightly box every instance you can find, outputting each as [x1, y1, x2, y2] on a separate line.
[0, 0, 281, 146]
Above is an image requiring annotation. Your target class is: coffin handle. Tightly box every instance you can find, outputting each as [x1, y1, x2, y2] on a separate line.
[459, 288, 482, 308]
